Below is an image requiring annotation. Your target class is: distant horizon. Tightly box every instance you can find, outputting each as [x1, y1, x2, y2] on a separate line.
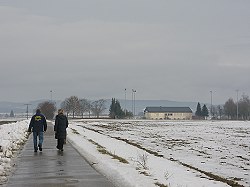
[0, 98, 221, 115]
[0, 91, 242, 106]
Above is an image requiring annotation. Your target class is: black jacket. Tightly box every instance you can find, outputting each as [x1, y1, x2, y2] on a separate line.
[28, 112, 47, 132]
[54, 114, 68, 139]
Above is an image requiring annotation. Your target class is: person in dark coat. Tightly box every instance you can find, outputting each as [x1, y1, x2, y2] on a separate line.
[54, 109, 68, 151]
[28, 109, 47, 152]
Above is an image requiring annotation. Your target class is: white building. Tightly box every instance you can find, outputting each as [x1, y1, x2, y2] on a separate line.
[144, 107, 192, 120]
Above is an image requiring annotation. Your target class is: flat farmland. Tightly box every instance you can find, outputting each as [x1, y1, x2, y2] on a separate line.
[73, 120, 250, 186]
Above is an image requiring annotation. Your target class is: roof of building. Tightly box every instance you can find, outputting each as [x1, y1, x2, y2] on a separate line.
[144, 107, 192, 113]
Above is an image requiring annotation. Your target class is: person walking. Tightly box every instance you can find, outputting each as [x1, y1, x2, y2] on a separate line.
[28, 109, 47, 152]
[54, 109, 68, 151]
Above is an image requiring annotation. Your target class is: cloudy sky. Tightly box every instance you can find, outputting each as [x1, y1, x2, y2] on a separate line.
[0, 0, 249, 104]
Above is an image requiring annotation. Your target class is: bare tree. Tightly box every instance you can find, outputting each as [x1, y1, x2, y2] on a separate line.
[79, 98, 91, 118]
[211, 105, 218, 119]
[238, 94, 250, 120]
[86, 101, 92, 118]
[60, 100, 70, 117]
[91, 99, 106, 118]
[37, 101, 57, 119]
[217, 105, 223, 119]
[224, 98, 236, 120]
[61, 96, 80, 118]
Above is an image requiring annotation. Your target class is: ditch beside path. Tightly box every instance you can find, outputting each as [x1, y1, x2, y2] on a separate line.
[6, 122, 115, 187]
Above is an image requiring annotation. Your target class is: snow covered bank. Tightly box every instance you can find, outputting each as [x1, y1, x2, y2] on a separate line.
[67, 120, 249, 187]
[0, 120, 29, 183]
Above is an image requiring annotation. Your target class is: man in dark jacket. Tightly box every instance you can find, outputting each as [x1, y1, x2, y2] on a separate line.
[54, 109, 68, 151]
[28, 109, 47, 152]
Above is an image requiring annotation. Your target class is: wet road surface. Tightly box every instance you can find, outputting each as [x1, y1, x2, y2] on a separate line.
[6, 122, 115, 187]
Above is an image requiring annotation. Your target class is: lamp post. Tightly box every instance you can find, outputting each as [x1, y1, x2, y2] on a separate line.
[236, 89, 239, 120]
[132, 89, 136, 117]
[134, 90, 136, 117]
[124, 88, 127, 116]
[210, 91, 213, 118]
[50, 90, 53, 102]
[131, 90, 133, 116]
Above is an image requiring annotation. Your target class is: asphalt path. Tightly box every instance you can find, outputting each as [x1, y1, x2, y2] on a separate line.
[6, 122, 115, 187]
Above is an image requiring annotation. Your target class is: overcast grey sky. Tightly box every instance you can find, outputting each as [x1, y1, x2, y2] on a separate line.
[0, 0, 249, 104]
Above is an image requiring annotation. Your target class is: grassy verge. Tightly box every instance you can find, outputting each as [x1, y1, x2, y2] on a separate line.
[88, 139, 129, 164]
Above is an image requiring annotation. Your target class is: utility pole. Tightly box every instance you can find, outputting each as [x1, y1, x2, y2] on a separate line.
[124, 88, 127, 116]
[50, 90, 53, 102]
[236, 89, 239, 120]
[134, 90, 136, 117]
[210, 91, 213, 118]
[24, 104, 31, 119]
[131, 89, 134, 116]
[132, 89, 136, 117]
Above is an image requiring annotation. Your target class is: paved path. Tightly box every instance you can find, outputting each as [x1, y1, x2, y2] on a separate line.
[6, 122, 115, 187]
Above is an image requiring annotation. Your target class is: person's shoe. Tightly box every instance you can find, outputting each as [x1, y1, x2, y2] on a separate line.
[38, 144, 42, 151]
[60, 149, 63, 152]
[34, 148, 38, 152]
[56, 146, 59, 150]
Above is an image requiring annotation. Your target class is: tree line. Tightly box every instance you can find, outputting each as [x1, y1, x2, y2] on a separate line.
[60, 96, 106, 118]
[36, 96, 106, 119]
[195, 94, 250, 120]
[37, 94, 250, 120]
[36, 96, 132, 120]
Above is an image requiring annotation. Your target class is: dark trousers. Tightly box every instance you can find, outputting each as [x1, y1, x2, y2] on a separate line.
[57, 138, 64, 150]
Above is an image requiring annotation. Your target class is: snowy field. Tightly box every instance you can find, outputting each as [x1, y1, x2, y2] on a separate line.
[67, 120, 250, 187]
[0, 119, 249, 187]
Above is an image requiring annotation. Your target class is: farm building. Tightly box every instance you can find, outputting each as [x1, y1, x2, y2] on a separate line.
[144, 107, 192, 120]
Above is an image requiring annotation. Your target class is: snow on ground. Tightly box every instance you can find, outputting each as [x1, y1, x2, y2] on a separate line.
[0, 119, 249, 187]
[67, 119, 250, 187]
[0, 119, 29, 184]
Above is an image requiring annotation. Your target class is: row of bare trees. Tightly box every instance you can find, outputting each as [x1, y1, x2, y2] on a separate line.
[223, 94, 250, 120]
[60, 96, 106, 118]
[211, 94, 250, 120]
